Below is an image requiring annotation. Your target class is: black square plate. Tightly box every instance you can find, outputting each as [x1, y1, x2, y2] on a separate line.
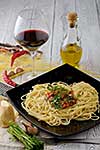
[6, 64, 100, 138]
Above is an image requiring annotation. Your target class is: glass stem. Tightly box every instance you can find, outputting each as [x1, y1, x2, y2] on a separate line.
[30, 51, 37, 76]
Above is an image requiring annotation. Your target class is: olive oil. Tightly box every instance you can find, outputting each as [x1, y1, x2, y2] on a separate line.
[60, 43, 82, 66]
[60, 12, 82, 67]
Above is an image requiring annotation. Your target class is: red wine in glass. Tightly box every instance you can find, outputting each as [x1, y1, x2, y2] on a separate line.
[15, 29, 49, 51]
[14, 9, 50, 78]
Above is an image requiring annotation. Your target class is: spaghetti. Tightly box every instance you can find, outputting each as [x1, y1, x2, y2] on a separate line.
[21, 81, 99, 126]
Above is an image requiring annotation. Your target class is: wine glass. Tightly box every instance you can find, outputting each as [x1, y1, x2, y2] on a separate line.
[14, 9, 49, 78]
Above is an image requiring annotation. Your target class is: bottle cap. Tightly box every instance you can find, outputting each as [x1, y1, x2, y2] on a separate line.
[67, 12, 77, 27]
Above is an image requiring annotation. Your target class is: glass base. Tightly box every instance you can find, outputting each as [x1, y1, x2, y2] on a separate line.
[24, 71, 41, 81]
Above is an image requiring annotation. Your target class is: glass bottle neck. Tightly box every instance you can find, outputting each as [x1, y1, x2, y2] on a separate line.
[63, 23, 78, 47]
[67, 24, 77, 44]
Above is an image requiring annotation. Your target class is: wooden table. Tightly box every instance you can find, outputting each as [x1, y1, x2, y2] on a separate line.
[0, 0, 100, 149]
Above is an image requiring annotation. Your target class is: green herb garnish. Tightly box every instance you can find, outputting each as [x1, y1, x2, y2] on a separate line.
[46, 83, 76, 109]
[47, 84, 53, 90]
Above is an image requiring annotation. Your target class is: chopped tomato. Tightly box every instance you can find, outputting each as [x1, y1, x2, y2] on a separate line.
[46, 92, 54, 98]
[61, 94, 65, 99]
[62, 102, 69, 109]
[62, 99, 77, 109]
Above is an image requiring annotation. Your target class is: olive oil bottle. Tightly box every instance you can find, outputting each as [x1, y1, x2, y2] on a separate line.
[60, 12, 82, 67]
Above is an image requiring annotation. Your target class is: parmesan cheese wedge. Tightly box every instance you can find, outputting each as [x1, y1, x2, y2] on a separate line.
[0, 100, 15, 127]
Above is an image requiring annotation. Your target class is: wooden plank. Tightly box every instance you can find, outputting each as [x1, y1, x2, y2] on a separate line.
[0, 0, 38, 43]
[33, 0, 54, 64]
[0, 142, 100, 150]
[45, 143, 100, 150]
[76, 0, 100, 76]
[96, 0, 100, 28]
[51, 0, 76, 64]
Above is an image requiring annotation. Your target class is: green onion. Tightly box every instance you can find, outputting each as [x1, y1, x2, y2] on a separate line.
[8, 122, 44, 150]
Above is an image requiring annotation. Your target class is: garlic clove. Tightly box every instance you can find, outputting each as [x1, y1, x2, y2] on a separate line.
[7, 70, 15, 77]
[22, 121, 38, 135]
[27, 126, 39, 135]
[15, 67, 24, 74]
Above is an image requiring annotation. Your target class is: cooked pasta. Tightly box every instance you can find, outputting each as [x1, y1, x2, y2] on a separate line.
[21, 81, 99, 126]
